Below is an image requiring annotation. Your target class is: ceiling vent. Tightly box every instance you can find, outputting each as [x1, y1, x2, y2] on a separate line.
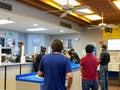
[0, 1, 12, 11]
[60, 21, 72, 29]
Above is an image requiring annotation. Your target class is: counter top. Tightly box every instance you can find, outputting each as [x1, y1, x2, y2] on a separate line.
[0, 62, 33, 67]
[16, 62, 80, 83]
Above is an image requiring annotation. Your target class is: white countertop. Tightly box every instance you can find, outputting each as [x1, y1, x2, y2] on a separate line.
[0, 62, 33, 66]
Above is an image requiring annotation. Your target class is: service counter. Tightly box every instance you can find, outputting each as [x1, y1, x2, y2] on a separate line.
[0, 62, 33, 90]
[16, 62, 81, 90]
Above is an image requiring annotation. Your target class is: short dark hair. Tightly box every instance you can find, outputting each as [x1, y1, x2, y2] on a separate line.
[41, 46, 46, 52]
[70, 49, 74, 52]
[51, 39, 63, 52]
[85, 44, 94, 53]
[102, 44, 107, 49]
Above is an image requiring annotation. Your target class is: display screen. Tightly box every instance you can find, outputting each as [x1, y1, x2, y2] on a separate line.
[2, 48, 12, 54]
[108, 39, 120, 50]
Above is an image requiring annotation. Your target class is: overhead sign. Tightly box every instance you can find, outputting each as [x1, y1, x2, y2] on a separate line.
[102, 28, 120, 39]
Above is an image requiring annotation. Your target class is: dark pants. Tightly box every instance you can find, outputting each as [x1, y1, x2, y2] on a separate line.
[82, 79, 98, 90]
[99, 65, 108, 90]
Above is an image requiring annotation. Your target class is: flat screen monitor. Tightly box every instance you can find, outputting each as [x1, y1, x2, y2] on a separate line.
[108, 39, 120, 50]
[2, 48, 12, 54]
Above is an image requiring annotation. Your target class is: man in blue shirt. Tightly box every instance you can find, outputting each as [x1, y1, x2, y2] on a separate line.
[38, 39, 73, 90]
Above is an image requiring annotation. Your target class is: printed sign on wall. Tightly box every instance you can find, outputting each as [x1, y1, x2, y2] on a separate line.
[6, 39, 15, 48]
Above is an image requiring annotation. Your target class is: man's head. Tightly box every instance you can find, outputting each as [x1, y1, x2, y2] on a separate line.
[102, 44, 107, 51]
[70, 49, 74, 54]
[85, 44, 94, 53]
[51, 39, 63, 52]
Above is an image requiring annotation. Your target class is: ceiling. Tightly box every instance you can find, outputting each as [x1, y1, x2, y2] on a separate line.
[16, 0, 120, 26]
[0, 6, 79, 35]
[1, 0, 120, 34]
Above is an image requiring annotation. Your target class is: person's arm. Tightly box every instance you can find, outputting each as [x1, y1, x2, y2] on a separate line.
[38, 71, 44, 77]
[99, 53, 104, 64]
[38, 57, 44, 77]
[80, 66, 83, 73]
[66, 72, 73, 90]
[33, 53, 38, 63]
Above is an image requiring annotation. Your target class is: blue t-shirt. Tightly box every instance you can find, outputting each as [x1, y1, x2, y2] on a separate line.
[39, 53, 72, 90]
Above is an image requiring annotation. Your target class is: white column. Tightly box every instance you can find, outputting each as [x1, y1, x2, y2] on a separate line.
[34, 46, 37, 55]
[21, 45, 24, 56]
[21, 45, 25, 63]
[47, 47, 51, 54]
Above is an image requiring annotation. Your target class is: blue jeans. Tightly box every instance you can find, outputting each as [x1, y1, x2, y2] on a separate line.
[82, 79, 98, 90]
[99, 65, 108, 90]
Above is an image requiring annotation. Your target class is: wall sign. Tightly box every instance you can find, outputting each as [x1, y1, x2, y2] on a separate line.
[102, 28, 120, 39]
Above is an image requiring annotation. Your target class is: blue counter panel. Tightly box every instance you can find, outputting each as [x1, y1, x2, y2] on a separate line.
[108, 71, 119, 78]
[16, 62, 80, 83]
[16, 72, 44, 83]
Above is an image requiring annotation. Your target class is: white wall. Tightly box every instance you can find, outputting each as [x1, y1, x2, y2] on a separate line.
[23, 33, 52, 55]
[0, 27, 106, 58]
[51, 28, 105, 58]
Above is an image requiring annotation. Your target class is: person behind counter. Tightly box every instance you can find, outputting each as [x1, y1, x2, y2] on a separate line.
[63, 50, 71, 59]
[34, 46, 46, 72]
[4, 54, 12, 63]
[68, 48, 80, 63]
[80, 44, 99, 90]
[38, 39, 73, 90]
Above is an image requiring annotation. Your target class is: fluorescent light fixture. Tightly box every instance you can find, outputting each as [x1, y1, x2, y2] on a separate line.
[59, 29, 64, 32]
[0, 19, 14, 25]
[76, 9, 93, 14]
[84, 14, 102, 21]
[113, 0, 120, 9]
[53, 0, 81, 6]
[26, 28, 48, 31]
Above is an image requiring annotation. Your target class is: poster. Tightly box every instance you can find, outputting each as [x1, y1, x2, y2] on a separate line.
[0, 37, 5, 47]
[6, 38, 15, 48]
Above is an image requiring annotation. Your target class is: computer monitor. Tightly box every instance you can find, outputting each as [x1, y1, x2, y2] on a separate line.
[2, 48, 12, 54]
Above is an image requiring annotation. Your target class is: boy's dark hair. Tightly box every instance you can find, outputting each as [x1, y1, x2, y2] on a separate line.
[51, 39, 63, 52]
[41, 46, 46, 52]
[102, 44, 107, 49]
[85, 44, 94, 53]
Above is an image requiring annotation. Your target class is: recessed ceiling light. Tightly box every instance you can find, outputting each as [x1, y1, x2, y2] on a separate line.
[33, 24, 38, 26]
[0, 19, 14, 25]
[53, 0, 81, 6]
[59, 29, 64, 32]
[26, 28, 48, 31]
[113, 0, 120, 9]
[84, 14, 102, 21]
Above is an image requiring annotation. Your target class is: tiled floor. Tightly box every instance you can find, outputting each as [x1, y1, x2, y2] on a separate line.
[108, 79, 120, 90]
[99, 79, 120, 90]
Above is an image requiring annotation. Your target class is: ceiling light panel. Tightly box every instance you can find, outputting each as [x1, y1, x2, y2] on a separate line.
[113, 0, 120, 9]
[53, 0, 81, 6]
[26, 28, 48, 31]
[84, 14, 102, 21]
[76, 9, 93, 14]
[0, 19, 14, 25]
